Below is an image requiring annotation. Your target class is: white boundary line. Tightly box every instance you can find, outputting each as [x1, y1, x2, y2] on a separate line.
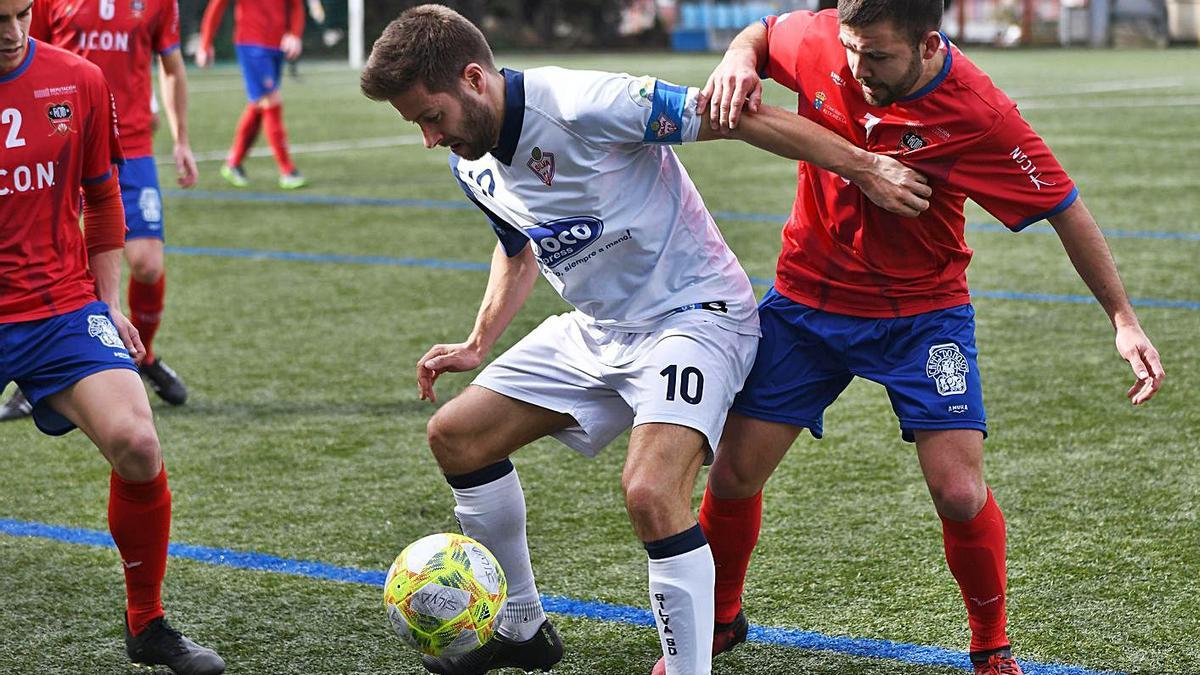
[157, 135, 423, 165]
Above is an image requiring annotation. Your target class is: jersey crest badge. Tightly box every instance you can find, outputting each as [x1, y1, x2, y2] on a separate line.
[526, 147, 555, 186]
[131, 0, 146, 17]
[651, 111, 679, 140]
[46, 102, 75, 136]
[813, 91, 827, 111]
[899, 130, 929, 153]
[926, 343, 969, 396]
[87, 315, 125, 349]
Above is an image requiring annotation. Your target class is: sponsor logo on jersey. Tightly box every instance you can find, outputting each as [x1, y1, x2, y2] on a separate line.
[526, 146, 555, 186]
[77, 30, 132, 53]
[899, 130, 929, 153]
[0, 162, 56, 197]
[651, 111, 679, 139]
[528, 216, 604, 268]
[813, 91, 847, 123]
[46, 102, 74, 136]
[1009, 145, 1056, 190]
[87, 315, 125, 349]
[34, 85, 78, 99]
[926, 343, 969, 396]
[830, 71, 845, 87]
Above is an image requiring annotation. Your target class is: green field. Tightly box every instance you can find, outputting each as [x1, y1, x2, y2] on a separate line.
[1, 48, 1197, 675]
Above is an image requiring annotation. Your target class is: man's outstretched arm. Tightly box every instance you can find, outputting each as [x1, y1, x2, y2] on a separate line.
[1048, 197, 1164, 404]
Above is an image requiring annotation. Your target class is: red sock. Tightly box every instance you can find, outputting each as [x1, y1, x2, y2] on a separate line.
[128, 274, 165, 364]
[229, 104, 263, 167]
[941, 487, 1010, 653]
[109, 466, 171, 636]
[262, 104, 296, 175]
[699, 487, 762, 624]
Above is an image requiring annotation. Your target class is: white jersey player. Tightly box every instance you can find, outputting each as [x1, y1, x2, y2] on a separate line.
[360, 6, 931, 674]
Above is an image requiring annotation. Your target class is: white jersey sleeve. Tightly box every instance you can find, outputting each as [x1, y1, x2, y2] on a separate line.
[545, 68, 702, 146]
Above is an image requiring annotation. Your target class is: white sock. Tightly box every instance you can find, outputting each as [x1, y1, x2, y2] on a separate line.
[647, 526, 714, 675]
[449, 461, 546, 642]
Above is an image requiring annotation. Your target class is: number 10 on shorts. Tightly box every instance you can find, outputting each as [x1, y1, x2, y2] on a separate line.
[660, 365, 704, 404]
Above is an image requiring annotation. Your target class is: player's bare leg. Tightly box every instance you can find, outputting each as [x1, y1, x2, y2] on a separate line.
[47, 370, 224, 675]
[623, 423, 712, 675]
[126, 239, 187, 405]
[650, 413, 799, 674]
[915, 429, 1021, 674]
[422, 385, 571, 674]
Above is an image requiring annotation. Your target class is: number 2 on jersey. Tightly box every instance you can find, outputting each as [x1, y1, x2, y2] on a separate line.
[2, 109, 25, 149]
[660, 365, 704, 404]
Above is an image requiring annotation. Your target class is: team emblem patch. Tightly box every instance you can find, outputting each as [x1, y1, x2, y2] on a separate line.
[131, 0, 145, 15]
[526, 147, 555, 186]
[813, 91, 827, 111]
[926, 343, 969, 397]
[899, 130, 929, 153]
[650, 111, 679, 140]
[46, 102, 74, 136]
[87, 315, 125, 349]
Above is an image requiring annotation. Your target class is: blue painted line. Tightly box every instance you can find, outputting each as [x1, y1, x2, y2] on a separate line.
[164, 246, 1200, 311]
[0, 517, 1121, 675]
[165, 189, 1200, 242]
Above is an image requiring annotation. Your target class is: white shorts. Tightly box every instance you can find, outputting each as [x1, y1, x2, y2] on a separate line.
[472, 310, 758, 461]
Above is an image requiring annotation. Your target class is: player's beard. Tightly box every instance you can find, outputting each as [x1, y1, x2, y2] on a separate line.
[450, 95, 500, 161]
[858, 50, 924, 107]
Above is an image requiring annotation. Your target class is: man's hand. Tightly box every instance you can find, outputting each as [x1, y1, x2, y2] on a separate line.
[174, 144, 198, 188]
[109, 307, 146, 365]
[697, 48, 761, 131]
[194, 47, 213, 68]
[1115, 323, 1164, 405]
[281, 33, 302, 61]
[416, 342, 486, 403]
[852, 154, 932, 218]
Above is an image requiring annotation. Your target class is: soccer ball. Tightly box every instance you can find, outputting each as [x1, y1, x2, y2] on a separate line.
[383, 532, 507, 657]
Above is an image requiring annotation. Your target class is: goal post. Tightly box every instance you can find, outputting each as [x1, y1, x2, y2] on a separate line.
[348, 0, 364, 69]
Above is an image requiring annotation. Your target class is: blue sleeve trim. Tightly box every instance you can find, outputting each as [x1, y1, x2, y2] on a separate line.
[448, 155, 529, 257]
[81, 170, 112, 185]
[158, 43, 181, 57]
[1012, 186, 1079, 232]
[643, 81, 688, 144]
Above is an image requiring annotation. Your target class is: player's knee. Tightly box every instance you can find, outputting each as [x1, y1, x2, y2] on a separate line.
[622, 475, 674, 530]
[929, 479, 986, 521]
[105, 422, 163, 481]
[708, 452, 765, 499]
[127, 255, 164, 284]
[426, 410, 484, 475]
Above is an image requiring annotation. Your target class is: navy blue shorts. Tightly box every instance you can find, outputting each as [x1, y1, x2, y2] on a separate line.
[120, 156, 164, 241]
[0, 302, 138, 436]
[236, 44, 283, 102]
[732, 288, 987, 442]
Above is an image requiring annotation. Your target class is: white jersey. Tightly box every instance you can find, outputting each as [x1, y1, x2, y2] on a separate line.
[450, 67, 759, 336]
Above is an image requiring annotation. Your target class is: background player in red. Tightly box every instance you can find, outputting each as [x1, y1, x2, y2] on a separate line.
[652, 2, 1167, 674]
[19, 0, 197, 413]
[0, 2, 224, 673]
[196, 0, 307, 189]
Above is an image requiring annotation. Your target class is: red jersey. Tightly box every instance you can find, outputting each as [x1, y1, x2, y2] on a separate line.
[762, 11, 1077, 318]
[30, 0, 180, 158]
[0, 40, 124, 323]
[200, 0, 305, 51]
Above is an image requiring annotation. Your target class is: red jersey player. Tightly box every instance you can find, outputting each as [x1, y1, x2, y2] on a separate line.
[651, 2, 1166, 675]
[22, 0, 198, 413]
[0, 2, 223, 673]
[196, 0, 307, 189]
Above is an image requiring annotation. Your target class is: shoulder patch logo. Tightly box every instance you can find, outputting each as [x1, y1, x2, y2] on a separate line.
[87, 315, 125, 349]
[526, 147, 555, 187]
[628, 77, 656, 109]
[131, 0, 145, 17]
[650, 111, 679, 139]
[926, 343, 969, 396]
[46, 102, 74, 136]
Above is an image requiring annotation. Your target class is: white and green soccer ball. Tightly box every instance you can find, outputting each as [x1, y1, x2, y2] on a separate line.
[383, 532, 508, 657]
